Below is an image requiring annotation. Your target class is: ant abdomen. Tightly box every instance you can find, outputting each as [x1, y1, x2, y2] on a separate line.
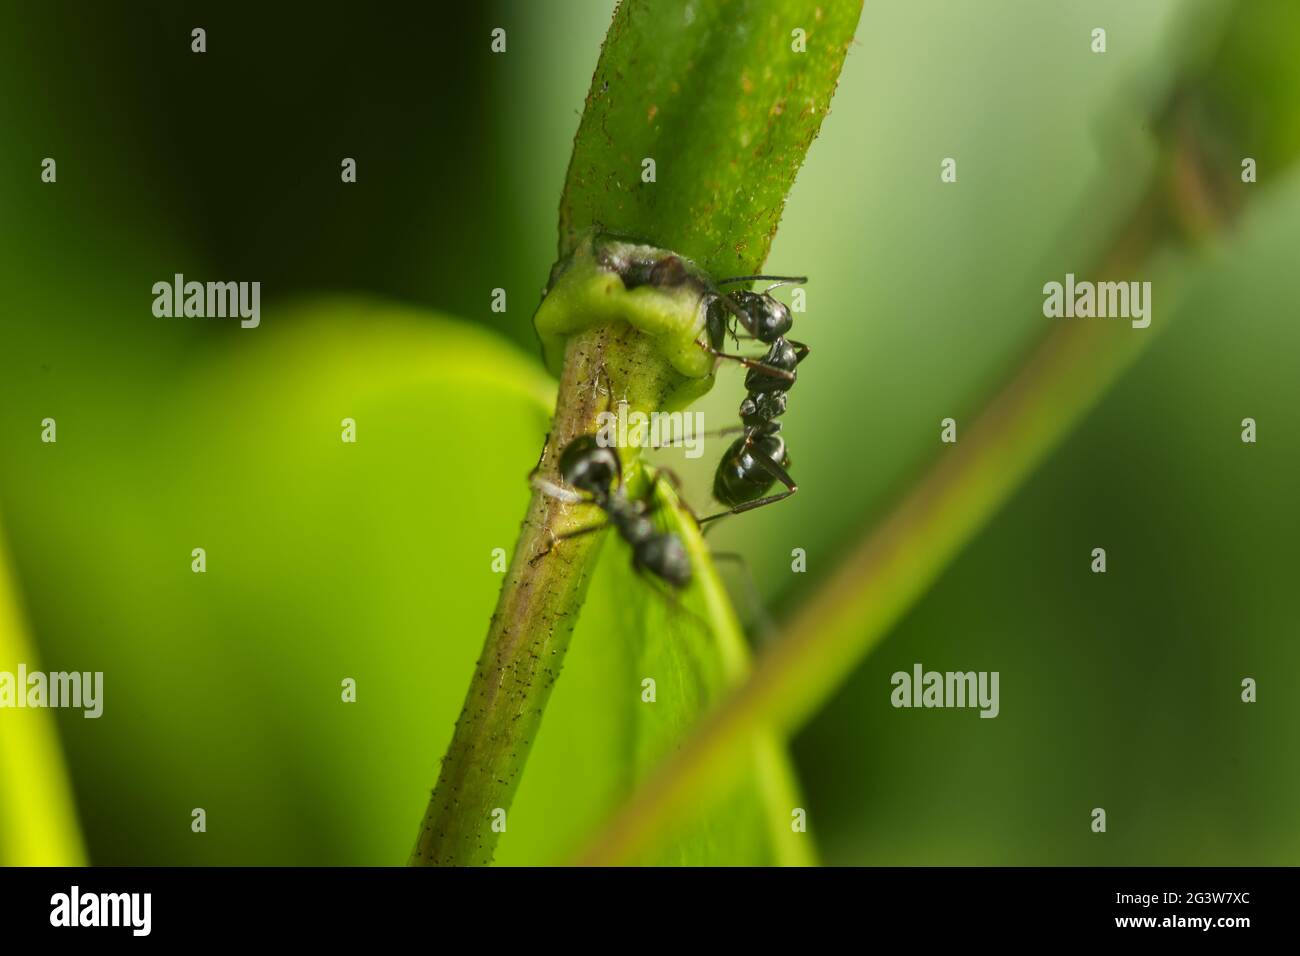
[634, 533, 691, 589]
[713, 431, 790, 508]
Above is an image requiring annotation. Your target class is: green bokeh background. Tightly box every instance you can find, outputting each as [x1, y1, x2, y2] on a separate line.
[1, 1, 1295, 864]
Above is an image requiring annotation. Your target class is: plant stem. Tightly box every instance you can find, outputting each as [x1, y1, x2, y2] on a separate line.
[409, 321, 685, 866]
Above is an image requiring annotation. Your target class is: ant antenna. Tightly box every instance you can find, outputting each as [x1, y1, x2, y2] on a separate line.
[714, 274, 808, 286]
[704, 282, 751, 324]
[762, 279, 803, 295]
[710, 551, 780, 646]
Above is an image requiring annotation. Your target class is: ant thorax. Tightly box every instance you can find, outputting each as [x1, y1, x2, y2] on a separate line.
[740, 391, 787, 429]
[744, 339, 801, 393]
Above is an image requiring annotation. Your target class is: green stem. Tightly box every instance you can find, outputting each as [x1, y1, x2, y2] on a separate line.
[409, 321, 686, 866]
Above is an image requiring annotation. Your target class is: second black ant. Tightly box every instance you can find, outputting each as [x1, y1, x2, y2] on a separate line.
[697, 275, 810, 525]
[531, 434, 692, 592]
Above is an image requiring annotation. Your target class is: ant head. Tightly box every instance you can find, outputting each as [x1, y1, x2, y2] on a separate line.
[730, 290, 793, 343]
[559, 434, 621, 498]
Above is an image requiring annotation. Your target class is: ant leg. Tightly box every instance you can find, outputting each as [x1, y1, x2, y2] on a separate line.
[697, 489, 797, 526]
[531, 474, 585, 504]
[638, 466, 702, 524]
[695, 455, 798, 526]
[653, 465, 689, 495]
[694, 340, 796, 382]
[554, 522, 608, 542]
[635, 469, 666, 517]
[637, 468, 672, 512]
[788, 339, 811, 364]
[757, 449, 796, 487]
[528, 521, 608, 566]
[643, 426, 745, 451]
[533, 361, 616, 483]
[529, 429, 553, 479]
[644, 465, 678, 497]
[710, 551, 778, 645]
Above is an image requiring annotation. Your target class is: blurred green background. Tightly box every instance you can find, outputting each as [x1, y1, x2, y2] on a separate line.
[1, 0, 1295, 865]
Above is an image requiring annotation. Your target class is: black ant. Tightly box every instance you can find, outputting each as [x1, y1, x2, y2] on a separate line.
[531, 434, 692, 590]
[580, 234, 809, 524]
[588, 233, 802, 385]
[697, 275, 809, 524]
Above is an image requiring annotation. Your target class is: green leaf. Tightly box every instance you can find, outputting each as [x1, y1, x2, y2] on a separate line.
[3, 299, 556, 864]
[1, 296, 802, 865]
[631, 476, 812, 866]
[497, 468, 811, 866]
[559, 0, 864, 276]
[0, 515, 85, 866]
